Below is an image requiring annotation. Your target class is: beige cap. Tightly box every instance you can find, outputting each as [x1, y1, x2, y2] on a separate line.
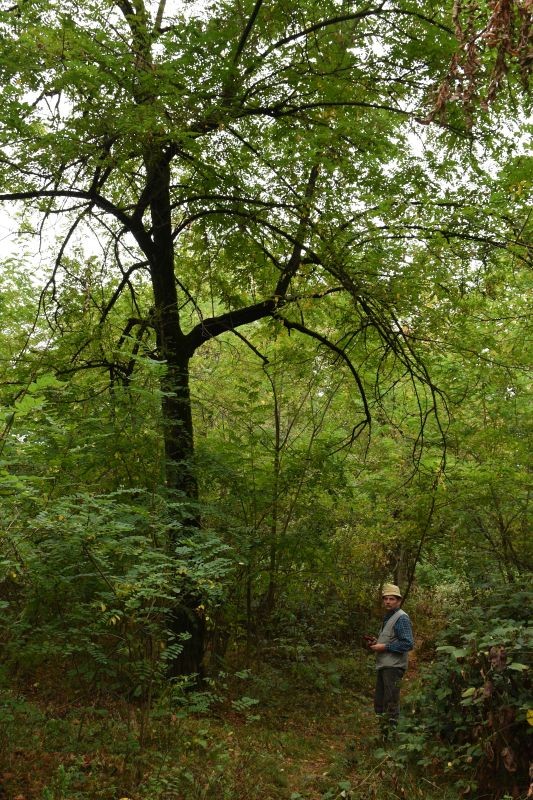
[382, 583, 402, 597]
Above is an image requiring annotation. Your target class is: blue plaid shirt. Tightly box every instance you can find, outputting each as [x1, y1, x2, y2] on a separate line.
[381, 609, 414, 653]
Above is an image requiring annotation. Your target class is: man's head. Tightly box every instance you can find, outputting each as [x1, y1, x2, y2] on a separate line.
[381, 583, 402, 610]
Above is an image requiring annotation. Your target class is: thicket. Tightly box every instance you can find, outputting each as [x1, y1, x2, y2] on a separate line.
[0, 487, 231, 700]
[395, 586, 532, 799]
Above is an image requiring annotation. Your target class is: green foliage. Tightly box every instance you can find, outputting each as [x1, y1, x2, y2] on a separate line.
[42, 764, 85, 800]
[396, 584, 532, 799]
[0, 488, 231, 697]
[0, 4, 530, 795]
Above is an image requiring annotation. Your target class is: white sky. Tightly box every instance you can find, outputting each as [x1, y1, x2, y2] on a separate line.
[0, 206, 19, 259]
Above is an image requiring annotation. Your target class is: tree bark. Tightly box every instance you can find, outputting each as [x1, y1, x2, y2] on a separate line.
[144, 148, 205, 676]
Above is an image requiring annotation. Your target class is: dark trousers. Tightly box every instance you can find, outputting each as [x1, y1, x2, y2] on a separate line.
[374, 667, 405, 726]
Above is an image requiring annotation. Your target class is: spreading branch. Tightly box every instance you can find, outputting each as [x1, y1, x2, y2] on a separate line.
[0, 190, 154, 257]
[232, 0, 265, 67]
[274, 314, 372, 434]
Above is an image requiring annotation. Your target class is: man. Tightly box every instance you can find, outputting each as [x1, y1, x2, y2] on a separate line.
[369, 583, 414, 734]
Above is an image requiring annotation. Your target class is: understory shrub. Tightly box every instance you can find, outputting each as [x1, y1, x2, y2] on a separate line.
[0, 489, 231, 698]
[396, 584, 532, 799]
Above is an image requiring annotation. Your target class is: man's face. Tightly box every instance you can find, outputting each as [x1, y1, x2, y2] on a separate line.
[382, 594, 402, 611]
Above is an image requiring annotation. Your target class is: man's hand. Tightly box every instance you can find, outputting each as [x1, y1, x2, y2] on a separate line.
[370, 643, 387, 652]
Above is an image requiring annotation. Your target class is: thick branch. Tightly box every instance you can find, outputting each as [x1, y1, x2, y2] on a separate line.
[154, 0, 166, 32]
[115, 0, 135, 18]
[182, 288, 342, 355]
[0, 189, 154, 258]
[183, 298, 278, 355]
[233, 0, 265, 66]
[275, 163, 320, 297]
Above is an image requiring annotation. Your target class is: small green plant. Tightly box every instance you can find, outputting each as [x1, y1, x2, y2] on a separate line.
[321, 779, 352, 799]
[41, 763, 83, 800]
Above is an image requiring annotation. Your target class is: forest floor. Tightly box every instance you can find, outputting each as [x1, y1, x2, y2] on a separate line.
[0, 652, 440, 800]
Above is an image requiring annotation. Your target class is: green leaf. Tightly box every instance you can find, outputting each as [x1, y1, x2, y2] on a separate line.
[436, 646, 469, 659]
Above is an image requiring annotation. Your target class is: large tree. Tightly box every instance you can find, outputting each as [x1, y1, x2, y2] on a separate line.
[0, 0, 529, 672]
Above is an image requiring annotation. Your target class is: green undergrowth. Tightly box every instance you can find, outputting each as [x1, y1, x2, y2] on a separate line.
[2, 592, 530, 800]
[0, 652, 452, 800]
[391, 586, 532, 800]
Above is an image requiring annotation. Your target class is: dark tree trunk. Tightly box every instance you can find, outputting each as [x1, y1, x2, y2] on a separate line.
[145, 151, 197, 493]
[135, 153, 319, 679]
[146, 150, 205, 677]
